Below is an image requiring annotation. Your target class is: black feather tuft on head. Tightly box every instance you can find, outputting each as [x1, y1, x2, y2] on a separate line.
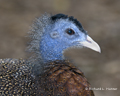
[51, 14, 87, 34]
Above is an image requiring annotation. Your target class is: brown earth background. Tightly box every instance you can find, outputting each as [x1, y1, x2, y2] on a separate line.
[0, 0, 120, 96]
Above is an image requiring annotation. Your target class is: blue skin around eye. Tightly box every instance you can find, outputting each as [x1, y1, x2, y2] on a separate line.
[39, 19, 87, 63]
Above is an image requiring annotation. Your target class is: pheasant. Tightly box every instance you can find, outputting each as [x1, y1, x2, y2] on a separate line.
[0, 13, 100, 96]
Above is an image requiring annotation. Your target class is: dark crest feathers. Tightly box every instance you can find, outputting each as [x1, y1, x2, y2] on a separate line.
[51, 14, 87, 34]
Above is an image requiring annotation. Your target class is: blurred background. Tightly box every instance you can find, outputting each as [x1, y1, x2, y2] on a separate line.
[0, 0, 120, 96]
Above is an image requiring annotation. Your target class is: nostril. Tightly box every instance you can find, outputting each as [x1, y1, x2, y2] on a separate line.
[87, 39, 92, 43]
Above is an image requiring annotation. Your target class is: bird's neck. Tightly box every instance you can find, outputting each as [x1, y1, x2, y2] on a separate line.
[40, 37, 65, 63]
[40, 48, 64, 63]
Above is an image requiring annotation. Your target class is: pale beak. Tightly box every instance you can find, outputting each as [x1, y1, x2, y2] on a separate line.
[80, 35, 101, 53]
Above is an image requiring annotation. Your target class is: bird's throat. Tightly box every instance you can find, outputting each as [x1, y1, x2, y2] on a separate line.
[40, 49, 64, 63]
[40, 40, 65, 63]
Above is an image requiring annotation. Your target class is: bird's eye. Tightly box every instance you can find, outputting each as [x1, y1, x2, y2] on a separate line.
[66, 28, 75, 35]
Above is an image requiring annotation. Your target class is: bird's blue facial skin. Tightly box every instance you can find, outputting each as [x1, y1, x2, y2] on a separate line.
[40, 19, 87, 63]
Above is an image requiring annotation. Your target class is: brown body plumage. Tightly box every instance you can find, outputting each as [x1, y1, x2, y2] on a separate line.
[39, 60, 94, 96]
[0, 59, 94, 96]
